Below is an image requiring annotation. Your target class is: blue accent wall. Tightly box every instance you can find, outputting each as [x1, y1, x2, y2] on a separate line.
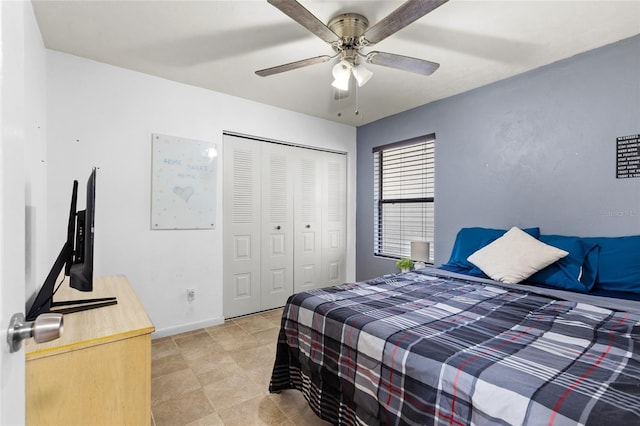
[356, 35, 640, 281]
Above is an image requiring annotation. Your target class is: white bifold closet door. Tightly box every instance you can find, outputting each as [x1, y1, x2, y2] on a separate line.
[223, 134, 346, 318]
[223, 136, 262, 317]
[260, 142, 294, 310]
[293, 149, 322, 292]
[322, 152, 347, 287]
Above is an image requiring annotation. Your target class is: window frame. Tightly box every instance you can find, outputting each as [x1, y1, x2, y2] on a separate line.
[373, 133, 435, 262]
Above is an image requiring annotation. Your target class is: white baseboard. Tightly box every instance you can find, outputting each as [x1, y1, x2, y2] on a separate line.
[152, 316, 225, 339]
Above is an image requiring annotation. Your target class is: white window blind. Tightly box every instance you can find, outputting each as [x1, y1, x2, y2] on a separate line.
[373, 135, 435, 262]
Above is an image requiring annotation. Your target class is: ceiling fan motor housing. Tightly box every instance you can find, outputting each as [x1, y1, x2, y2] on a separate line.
[328, 13, 369, 56]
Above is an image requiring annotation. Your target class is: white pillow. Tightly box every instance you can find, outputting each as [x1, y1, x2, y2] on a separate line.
[467, 226, 568, 284]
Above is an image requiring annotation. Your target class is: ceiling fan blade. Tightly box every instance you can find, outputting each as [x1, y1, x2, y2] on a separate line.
[363, 0, 449, 45]
[256, 55, 333, 77]
[268, 0, 339, 44]
[366, 51, 440, 76]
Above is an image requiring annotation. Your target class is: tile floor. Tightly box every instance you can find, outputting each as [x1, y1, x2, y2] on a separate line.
[151, 308, 330, 426]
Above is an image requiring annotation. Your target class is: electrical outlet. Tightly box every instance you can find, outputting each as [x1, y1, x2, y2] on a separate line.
[187, 288, 196, 302]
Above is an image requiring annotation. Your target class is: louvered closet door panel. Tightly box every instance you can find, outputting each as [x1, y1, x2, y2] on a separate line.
[293, 149, 323, 292]
[223, 135, 262, 318]
[261, 143, 294, 310]
[322, 152, 347, 287]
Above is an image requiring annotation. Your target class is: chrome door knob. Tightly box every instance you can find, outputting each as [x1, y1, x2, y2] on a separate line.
[6, 312, 64, 353]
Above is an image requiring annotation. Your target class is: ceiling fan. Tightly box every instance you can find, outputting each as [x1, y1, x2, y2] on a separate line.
[255, 0, 449, 91]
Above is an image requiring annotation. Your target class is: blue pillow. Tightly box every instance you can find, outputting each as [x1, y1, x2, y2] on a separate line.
[582, 235, 640, 293]
[528, 235, 599, 292]
[444, 227, 540, 277]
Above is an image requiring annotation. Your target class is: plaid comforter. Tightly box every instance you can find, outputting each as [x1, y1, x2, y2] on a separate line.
[269, 270, 640, 425]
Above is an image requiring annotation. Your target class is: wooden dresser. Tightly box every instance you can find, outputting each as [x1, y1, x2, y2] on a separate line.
[25, 275, 155, 426]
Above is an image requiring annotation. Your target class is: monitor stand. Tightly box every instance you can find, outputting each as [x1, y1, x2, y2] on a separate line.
[50, 297, 118, 315]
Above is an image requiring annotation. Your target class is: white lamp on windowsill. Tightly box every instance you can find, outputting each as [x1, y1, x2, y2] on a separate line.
[411, 241, 430, 269]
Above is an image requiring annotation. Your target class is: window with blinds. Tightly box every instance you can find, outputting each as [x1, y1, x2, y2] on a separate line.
[373, 134, 435, 262]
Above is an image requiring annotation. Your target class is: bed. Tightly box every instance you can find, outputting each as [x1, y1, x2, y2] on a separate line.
[269, 227, 640, 425]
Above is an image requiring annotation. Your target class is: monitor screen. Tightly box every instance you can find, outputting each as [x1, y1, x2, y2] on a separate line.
[70, 168, 96, 292]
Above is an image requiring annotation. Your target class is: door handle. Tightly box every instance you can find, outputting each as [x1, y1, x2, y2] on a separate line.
[275, 226, 281, 230]
[6, 312, 64, 353]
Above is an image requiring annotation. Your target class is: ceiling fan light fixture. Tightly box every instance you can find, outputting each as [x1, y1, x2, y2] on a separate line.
[332, 60, 352, 91]
[332, 60, 351, 79]
[352, 63, 373, 87]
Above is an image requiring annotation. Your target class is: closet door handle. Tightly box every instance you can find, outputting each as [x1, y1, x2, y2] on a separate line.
[275, 226, 281, 230]
[305, 224, 311, 229]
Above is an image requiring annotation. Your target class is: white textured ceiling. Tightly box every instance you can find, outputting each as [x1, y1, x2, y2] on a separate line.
[32, 0, 640, 126]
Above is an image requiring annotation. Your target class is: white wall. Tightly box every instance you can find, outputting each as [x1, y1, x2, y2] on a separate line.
[24, 0, 48, 306]
[45, 51, 357, 336]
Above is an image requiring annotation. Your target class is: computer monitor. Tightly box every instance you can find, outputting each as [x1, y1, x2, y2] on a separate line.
[26, 168, 116, 321]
